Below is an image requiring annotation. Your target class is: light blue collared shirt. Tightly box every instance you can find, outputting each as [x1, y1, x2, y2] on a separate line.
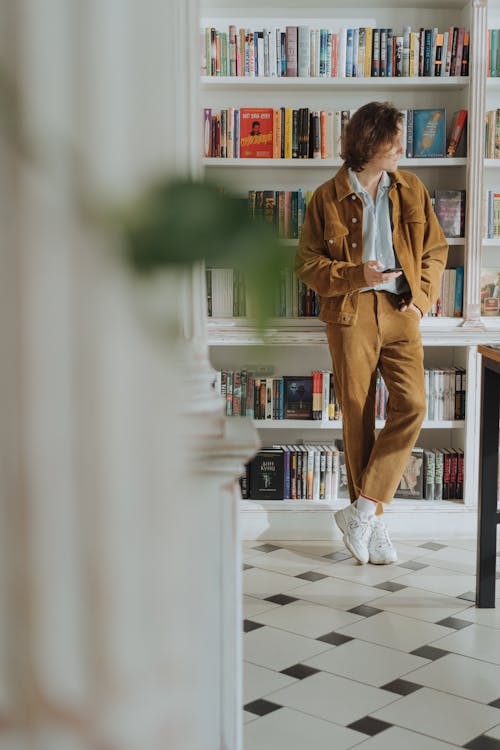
[348, 168, 409, 295]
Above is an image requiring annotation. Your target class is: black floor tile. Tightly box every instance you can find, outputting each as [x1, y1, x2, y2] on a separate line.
[347, 716, 393, 736]
[419, 542, 448, 551]
[243, 563, 254, 570]
[295, 570, 328, 582]
[264, 593, 299, 605]
[464, 735, 500, 749]
[347, 604, 383, 617]
[410, 645, 450, 660]
[435, 616, 474, 630]
[253, 543, 281, 553]
[458, 591, 476, 602]
[244, 699, 283, 717]
[316, 631, 354, 646]
[381, 678, 423, 696]
[280, 663, 320, 680]
[488, 697, 500, 709]
[397, 560, 429, 571]
[243, 620, 265, 633]
[373, 580, 408, 592]
[323, 551, 352, 561]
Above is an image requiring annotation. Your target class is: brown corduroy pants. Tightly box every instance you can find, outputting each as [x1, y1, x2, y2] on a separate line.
[326, 291, 426, 515]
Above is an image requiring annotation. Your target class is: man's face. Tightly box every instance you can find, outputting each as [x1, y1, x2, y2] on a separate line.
[370, 125, 405, 172]
[251, 123, 261, 135]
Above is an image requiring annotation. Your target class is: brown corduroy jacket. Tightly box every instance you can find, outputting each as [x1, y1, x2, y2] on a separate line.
[295, 164, 448, 325]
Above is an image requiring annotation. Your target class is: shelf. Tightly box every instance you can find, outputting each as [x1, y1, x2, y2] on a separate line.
[203, 157, 467, 168]
[241, 498, 466, 511]
[201, 75, 469, 91]
[249, 418, 464, 429]
[207, 317, 500, 346]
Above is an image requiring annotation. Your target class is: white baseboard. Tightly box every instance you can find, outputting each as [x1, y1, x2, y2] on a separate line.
[241, 500, 478, 541]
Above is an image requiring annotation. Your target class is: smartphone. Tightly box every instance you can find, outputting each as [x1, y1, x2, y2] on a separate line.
[382, 267, 403, 274]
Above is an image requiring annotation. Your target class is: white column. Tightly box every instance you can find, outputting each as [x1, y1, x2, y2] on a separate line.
[0, 0, 255, 748]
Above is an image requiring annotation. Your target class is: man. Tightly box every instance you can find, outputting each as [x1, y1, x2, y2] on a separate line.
[295, 101, 448, 565]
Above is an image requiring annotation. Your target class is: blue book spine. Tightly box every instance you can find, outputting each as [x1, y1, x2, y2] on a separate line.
[279, 377, 284, 419]
[386, 29, 394, 77]
[406, 108, 414, 157]
[234, 109, 240, 158]
[454, 267, 464, 317]
[423, 28, 432, 75]
[284, 447, 290, 498]
[345, 28, 354, 76]
[320, 28, 328, 76]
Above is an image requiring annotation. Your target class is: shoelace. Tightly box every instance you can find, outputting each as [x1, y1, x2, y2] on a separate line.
[371, 521, 392, 548]
[348, 514, 373, 539]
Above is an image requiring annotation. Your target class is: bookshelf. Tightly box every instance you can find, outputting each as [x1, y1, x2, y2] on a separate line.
[201, 1, 497, 539]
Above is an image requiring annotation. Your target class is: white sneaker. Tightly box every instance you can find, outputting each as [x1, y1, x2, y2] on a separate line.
[369, 519, 398, 565]
[334, 504, 374, 565]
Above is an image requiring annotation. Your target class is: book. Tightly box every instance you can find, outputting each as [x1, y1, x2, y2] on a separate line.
[395, 447, 425, 499]
[283, 376, 313, 419]
[410, 108, 446, 157]
[249, 449, 286, 499]
[239, 108, 274, 157]
[480, 268, 500, 316]
[434, 189, 465, 237]
[446, 109, 467, 157]
[423, 449, 436, 501]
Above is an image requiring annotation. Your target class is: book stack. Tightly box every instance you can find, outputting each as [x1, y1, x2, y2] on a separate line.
[215, 367, 465, 421]
[484, 191, 500, 238]
[484, 110, 500, 159]
[241, 444, 465, 501]
[201, 24, 469, 78]
[204, 107, 466, 159]
[428, 267, 464, 318]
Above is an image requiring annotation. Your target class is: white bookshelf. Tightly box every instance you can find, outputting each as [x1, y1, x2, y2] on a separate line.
[201, 0, 498, 539]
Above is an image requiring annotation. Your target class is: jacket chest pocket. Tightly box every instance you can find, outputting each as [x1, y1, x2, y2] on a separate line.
[324, 221, 349, 260]
[398, 209, 426, 248]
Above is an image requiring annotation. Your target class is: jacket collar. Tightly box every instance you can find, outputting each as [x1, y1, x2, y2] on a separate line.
[332, 163, 410, 201]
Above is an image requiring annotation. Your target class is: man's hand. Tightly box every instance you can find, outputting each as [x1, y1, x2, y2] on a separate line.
[363, 260, 402, 286]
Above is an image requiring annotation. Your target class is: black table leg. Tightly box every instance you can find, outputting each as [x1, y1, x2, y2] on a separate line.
[476, 364, 500, 608]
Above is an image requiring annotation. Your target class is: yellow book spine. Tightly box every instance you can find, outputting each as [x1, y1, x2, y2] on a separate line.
[364, 28, 373, 77]
[284, 107, 293, 159]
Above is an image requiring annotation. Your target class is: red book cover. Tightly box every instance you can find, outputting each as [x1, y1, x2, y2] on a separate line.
[240, 108, 274, 158]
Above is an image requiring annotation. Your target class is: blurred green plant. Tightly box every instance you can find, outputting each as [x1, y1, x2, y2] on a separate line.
[120, 177, 290, 329]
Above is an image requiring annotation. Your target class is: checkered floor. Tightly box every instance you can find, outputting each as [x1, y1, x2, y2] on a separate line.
[243, 534, 500, 750]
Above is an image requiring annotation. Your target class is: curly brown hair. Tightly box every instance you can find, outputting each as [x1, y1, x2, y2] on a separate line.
[341, 101, 403, 172]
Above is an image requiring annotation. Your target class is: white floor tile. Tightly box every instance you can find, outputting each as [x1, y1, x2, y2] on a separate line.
[251, 598, 364, 638]
[244, 625, 332, 671]
[280, 540, 346, 557]
[286, 575, 385, 611]
[406, 652, 500, 704]
[304, 638, 429, 687]
[391, 566, 476, 598]
[244, 707, 366, 750]
[249, 548, 327, 576]
[458, 606, 500, 630]
[243, 567, 310, 599]
[391, 541, 436, 562]
[267, 671, 398, 726]
[417, 546, 477, 575]
[432, 623, 500, 665]
[321, 557, 411, 586]
[372, 686, 500, 746]
[244, 662, 297, 703]
[367, 586, 472, 624]
[336, 611, 452, 652]
[243, 595, 281, 619]
[243, 710, 259, 724]
[353, 726, 461, 750]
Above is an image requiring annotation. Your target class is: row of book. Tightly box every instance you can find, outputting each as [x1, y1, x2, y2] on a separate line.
[206, 265, 464, 319]
[484, 109, 500, 159]
[247, 187, 465, 240]
[484, 191, 500, 239]
[201, 25, 469, 79]
[241, 443, 464, 501]
[203, 106, 466, 159]
[215, 368, 466, 422]
[480, 269, 500, 316]
[487, 29, 500, 77]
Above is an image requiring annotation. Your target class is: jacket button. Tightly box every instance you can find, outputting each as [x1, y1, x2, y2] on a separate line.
[352, 217, 358, 223]
[351, 195, 356, 200]
[343, 315, 350, 321]
[352, 242, 357, 248]
[329, 239, 334, 244]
